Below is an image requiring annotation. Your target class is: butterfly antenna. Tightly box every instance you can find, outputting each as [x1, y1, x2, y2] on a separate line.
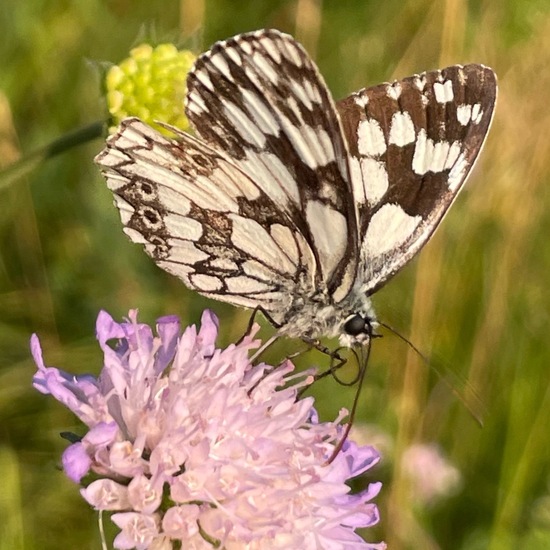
[326, 337, 372, 464]
[378, 321, 486, 426]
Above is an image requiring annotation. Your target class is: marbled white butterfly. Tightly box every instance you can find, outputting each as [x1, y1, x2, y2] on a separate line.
[95, 29, 497, 352]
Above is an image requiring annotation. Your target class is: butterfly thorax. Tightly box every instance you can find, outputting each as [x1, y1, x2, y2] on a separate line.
[277, 281, 376, 348]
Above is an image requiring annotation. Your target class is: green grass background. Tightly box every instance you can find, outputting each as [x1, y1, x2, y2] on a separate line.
[2, 1, 550, 548]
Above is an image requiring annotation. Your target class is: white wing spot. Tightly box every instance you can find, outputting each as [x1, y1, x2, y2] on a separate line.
[252, 52, 279, 85]
[196, 71, 214, 92]
[457, 104, 472, 125]
[130, 122, 166, 143]
[226, 276, 273, 293]
[305, 200, 348, 281]
[151, 184, 192, 216]
[190, 274, 223, 292]
[362, 158, 389, 205]
[103, 171, 129, 192]
[434, 80, 454, 103]
[445, 141, 461, 169]
[242, 259, 277, 282]
[280, 116, 319, 169]
[448, 152, 468, 191]
[224, 46, 241, 65]
[285, 41, 303, 66]
[129, 226, 157, 246]
[364, 203, 422, 257]
[124, 161, 202, 210]
[412, 129, 433, 175]
[261, 37, 281, 63]
[349, 156, 366, 205]
[158, 240, 208, 265]
[241, 88, 279, 135]
[98, 149, 128, 171]
[243, 64, 264, 90]
[270, 224, 299, 267]
[230, 215, 295, 274]
[239, 40, 253, 55]
[186, 174, 239, 212]
[209, 257, 239, 271]
[241, 150, 299, 205]
[162, 214, 203, 240]
[209, 52, 231, 76]
[456, 66, 467, 85]
[223, 101, 267, 148]
[139, 142, 185, 166]
[303, 77, 322, 105]
[210, 164, 258, 202]
[471, 103, 483, 124]
[357, 118, 387, 157]
[414, 75, 427, 91]
[112, 195, 134, 224]
[158, 261, 194, 280]
[299, 124, 336, 167]
[285, 95, 301, 119]
[353, 92, 368, 108]
[413, 132, 460, 174]
[111, 127, 146, 149]
[388, 112, 416, 146]
[290, 79, 313, 110]
[202, 292, 268, 312]
[386, 82, 402, 100]
[187, 93, 207, 115]
[429, 141, 451, 172]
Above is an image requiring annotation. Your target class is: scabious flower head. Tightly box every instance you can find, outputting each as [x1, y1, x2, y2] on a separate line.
[32, 310, 385, 549]
[106, 43, 196, 135]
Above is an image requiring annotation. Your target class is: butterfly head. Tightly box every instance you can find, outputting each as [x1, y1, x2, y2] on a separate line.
[339, 311, 377, 348]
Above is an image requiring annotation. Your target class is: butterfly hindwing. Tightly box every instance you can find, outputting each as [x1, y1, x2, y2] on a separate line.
[336, 64, 497, 293]
[95, 118, 317, 325]
[186, 29, 358, 301]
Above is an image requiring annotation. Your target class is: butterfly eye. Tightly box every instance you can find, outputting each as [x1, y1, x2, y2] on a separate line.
[343, 314, 367, 336]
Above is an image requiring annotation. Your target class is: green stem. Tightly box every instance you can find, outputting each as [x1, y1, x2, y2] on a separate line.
[0, 120, 105, 190]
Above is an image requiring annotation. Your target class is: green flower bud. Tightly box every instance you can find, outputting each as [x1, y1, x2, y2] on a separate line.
[106, 43, 196, 136]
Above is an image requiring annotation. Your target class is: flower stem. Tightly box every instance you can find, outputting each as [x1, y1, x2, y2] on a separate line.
[0, 120, 105, 190]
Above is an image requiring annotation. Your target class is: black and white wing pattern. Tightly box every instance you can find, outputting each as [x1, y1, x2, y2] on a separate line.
[185, 29, 359, 302]
[96, 29, 497, 346]
[96, 119, 317, 326]
[337, 65, 497, 294]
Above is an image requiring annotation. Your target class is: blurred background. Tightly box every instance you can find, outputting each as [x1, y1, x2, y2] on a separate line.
[2, 0, 550, 548]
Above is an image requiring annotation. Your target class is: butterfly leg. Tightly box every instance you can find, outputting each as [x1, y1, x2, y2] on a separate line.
[293, 341, 353, 399]
[296, 337, 349, 382]
[326, 343, 372, 463]
[237, 305, 283, 345]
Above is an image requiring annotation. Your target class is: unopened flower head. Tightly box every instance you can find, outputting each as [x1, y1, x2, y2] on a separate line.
[106, 43, 196, 135]
[32, 310, 385, 549]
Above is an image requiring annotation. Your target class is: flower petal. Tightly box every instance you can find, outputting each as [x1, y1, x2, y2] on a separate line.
[62, 442, 92, 483]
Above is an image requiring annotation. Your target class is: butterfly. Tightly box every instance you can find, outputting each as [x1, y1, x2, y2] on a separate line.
[95, 29, 497, 353]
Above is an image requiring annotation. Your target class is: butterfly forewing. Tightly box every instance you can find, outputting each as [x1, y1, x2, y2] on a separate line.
[186, 29, 358, 301]
[96, 118, 318, 325]
[336, 64, 497, 294]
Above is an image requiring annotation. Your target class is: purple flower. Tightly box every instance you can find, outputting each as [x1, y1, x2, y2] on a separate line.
[32, 309, 385, 549]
